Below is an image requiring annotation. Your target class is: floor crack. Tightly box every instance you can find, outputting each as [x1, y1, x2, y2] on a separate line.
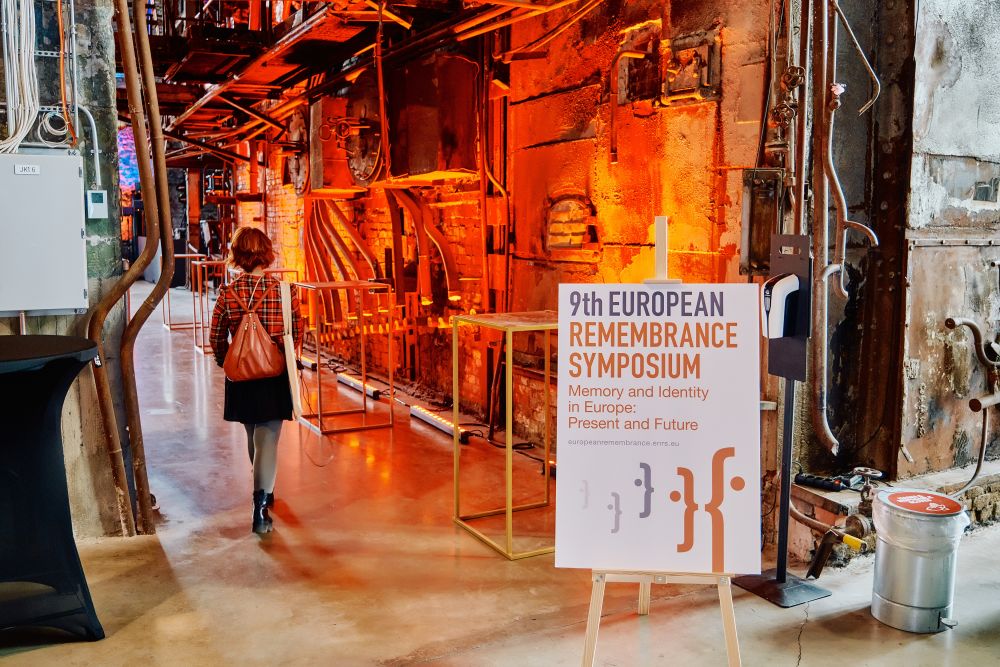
[795, 602, 810, 667]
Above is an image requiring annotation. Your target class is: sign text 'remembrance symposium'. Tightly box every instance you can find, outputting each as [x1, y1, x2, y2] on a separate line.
[566, 288, 737, 380]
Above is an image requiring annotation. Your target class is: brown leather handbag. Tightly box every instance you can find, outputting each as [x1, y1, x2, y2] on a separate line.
[223, 278, 284, 382]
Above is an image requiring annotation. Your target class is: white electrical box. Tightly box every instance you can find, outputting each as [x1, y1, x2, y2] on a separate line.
[0, 153, 89, 313]
[87, 189, 109, 219]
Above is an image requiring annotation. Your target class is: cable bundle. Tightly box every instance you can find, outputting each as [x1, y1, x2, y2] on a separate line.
[0, 0, 41, 153]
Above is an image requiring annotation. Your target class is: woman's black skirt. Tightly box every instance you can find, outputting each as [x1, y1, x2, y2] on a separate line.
[223, 371, 293, 424]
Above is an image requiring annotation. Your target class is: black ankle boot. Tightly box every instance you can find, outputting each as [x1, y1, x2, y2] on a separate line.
[252, 489, 273, 534]
[266, 492, 275, 508]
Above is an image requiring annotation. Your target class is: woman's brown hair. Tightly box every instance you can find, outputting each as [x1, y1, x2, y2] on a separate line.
[227, 226, 275, 272]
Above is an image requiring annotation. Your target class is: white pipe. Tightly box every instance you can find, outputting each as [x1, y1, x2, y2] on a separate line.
[78, 105, 102, 187]
[810, 0, 841, 457]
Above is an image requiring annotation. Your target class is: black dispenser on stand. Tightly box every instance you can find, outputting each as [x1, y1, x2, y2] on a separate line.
[734, 234, 832, 607]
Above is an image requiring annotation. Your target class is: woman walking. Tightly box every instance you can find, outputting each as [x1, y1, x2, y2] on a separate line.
[210, 227, 302, 534]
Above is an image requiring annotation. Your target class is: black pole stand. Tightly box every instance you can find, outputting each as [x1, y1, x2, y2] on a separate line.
[733, 377, 831, 607]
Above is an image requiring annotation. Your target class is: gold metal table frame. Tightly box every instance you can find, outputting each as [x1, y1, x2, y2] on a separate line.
[191, 259, 228, 354]
[161, 253, 205, 331]
[452, 310, 556, 560]
[295, 280, 395, 436]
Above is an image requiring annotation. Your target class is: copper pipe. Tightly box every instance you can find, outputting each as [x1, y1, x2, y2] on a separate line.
[502, 0, 603, 58]
[84, 0, 168, 536]
[609, 50, 648, 163]
[363, 0, 412, 29]
[312, 201, 352, 318]
[308, 203, 341, 322]
[467, 0, 544, 8]
[456, 3, 564, 42]
[478, 39, 494, 308]
[794, 0, 811, 235]
[303, 203, 337, 323]
[120, 0, 175, 534]
[453, 5, 512, 34]
[457, 9, 533, 41]
[456, 0, 586, 41]
[373, 2, 391, 180]
[388, 190, 436, 306]
[385, 191, 407, 297]
[316, 201, 363, 281]
[417, 196, 462, 302]
[326, 200, 382, 279]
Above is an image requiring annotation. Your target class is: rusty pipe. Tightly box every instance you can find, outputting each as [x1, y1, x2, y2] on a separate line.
[325, 200, 382, 280]
[970, 394, 1000, 412]
[829, 0, 880, 115]
[951, 407, 989, 498]
[417, 198, 462, 303]
[813, 263, 843, 455]
[303, 204, 338, 324]
[316, 201, 363, 281]
[310, 203, 344, 322]
[456, 0, 584, 41]
[502, 0, 604, 59]
[388, 190, 434, 306]
[790, 502, 865, 551]
[119, 0, 176, 534]
[83, 0, 171, 536]
[794, 0, 811, 235]
[312, 201, 352, 319]
[945, 317, 1000, 368]
[609, 49, 648, 163]
[478, 39, 493, 307]
[453, 5, 513, 34]
[809, 0, 842, 457]
[374, 2, 392, 181]
[456, 9, 533, 41]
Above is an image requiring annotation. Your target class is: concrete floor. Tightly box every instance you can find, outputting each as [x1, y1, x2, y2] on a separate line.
[3, 285, 1000, 666]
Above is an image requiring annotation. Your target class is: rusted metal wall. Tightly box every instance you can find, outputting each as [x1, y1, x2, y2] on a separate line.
[898, 0, 1000, 478]
[800, 0, 915, 478]
[507, 0, 768, 311]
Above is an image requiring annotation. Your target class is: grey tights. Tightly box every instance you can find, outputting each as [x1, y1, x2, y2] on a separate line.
[244, 420, 282, 494]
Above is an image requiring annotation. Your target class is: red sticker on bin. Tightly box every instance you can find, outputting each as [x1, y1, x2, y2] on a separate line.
[885, 491, 963, 515]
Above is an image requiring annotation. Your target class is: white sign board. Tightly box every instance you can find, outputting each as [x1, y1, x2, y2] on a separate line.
[555, 283, 761, 575]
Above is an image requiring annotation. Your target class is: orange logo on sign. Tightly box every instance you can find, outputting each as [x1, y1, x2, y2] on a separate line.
[669, 446, 746, 572]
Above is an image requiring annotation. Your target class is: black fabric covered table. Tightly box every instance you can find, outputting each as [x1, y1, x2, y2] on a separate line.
[0, 335, 104, 640]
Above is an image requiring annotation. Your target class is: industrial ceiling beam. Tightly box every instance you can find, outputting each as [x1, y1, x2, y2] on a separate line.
[120, 113, 261, 164]
[218, 95, 286, 132]
[166, 5, 337, 132]
[161, 129, 262, 164]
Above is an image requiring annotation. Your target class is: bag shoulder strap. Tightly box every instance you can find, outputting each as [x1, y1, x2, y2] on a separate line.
[230, 276, 276, 314]
[280, 282, 292, 337]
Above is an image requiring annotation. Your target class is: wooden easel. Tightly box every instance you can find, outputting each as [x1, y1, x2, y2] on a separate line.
[582, 570, 741, 667]
[580, 217, 742, 666]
